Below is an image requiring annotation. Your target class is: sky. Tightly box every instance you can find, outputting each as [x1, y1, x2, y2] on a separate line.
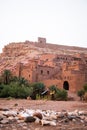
[0, 0, 87, 53]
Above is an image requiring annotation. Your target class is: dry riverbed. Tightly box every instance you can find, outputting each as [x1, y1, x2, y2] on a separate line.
[0, 99, 87, 130]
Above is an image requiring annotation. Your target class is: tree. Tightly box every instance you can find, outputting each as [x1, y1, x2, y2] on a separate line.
[2, 69, 12, 84]
[30, 82, 45, 100]
[18, 77, 29, 87]
[0, 76, 3, 84]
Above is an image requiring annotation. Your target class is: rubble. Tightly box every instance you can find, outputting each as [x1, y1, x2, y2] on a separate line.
[0, 108, 87, 129]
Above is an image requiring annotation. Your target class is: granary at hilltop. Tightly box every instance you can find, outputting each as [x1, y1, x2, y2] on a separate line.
[0, 37, 87, 92]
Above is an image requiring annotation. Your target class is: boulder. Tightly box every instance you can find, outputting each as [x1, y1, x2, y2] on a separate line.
[33, 112, 42, 119]
[41, 119, 56, 126]
[0, 119, 9, 124]
[24, 116, 36, 122]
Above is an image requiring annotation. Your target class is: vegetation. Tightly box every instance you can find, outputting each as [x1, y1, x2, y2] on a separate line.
[83, 84, 87, 92]
[77, 89, 85, 100]
[0, 69, 32, 98]
[30, 82, 45, 100]
[49, 85, 58, 93]
[55, 89, 68, 101]
[49, 85, 68, 101]
[1, 69, 12, 84]
[84, 92, 87, 101]
[0, 69, 68, 100]
[0, 82, 32, 99]
[77, 84, 87, 101]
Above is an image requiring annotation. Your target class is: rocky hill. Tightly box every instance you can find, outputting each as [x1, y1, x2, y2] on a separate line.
[0, 37, 87, 77]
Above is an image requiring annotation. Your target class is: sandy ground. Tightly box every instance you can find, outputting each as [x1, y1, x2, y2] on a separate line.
[0, 99, 87, 130]
[0, 99, 87, 111]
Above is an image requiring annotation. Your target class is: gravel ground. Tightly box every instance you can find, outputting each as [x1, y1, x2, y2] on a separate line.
[0, 99, 87, 130]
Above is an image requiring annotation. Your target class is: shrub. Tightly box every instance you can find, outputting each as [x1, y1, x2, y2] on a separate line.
[77, 89, 85, 100]
[15, 86, 30, 98]
[55, 89, 68, 101]
[0, 84, 4, 90]
[9, 82, 32, 98]
[83, 84, 87, 92]
[0, 84, 10, 98]
[77, 84, 87, 101]
[30, 82, 45, 99]
[49, 85, 59, 100]
[0, 82, 32, 99]
[84, 92, 87, 102]
[18, 77, 30, 87]
[49, 85, 68, 101]
[49, 85, 58, 93]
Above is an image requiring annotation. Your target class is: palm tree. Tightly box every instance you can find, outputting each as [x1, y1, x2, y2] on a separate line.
[2, 69, 12, 84]
[18, 77, 29, 87]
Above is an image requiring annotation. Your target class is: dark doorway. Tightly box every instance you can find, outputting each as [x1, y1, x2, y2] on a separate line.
[63, 81, 69, 90]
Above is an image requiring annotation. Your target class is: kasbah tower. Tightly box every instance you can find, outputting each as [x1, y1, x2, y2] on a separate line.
[0, 37, 87, 92]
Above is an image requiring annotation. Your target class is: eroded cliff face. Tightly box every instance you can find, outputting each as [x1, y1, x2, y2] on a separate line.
[0, 37, 87, 92]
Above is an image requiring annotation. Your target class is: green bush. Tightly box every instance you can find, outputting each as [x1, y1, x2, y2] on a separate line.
[55, 89, 68, 101]
[0, 82, 32, 99]
[9, 82, 32, 98]
[30, 82, 45, 99]
[49, 85, 58, 93]
[14, 86, 30, 98]
[84, 92, 87, 102]
[77, 89, 85, 100]
[0, 84, 10, 98]
[77, 84, 87, 101]
[0, 70, 44, 99]
[49, 85, 68, 101]
[83, 84, 87, 92]
[18, 77, 30, 87]
[0, 84, 4, 90]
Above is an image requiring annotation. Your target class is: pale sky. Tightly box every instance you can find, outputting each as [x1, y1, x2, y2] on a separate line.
[0, 0, 87, 52]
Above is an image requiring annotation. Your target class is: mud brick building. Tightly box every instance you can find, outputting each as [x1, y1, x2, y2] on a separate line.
[0, 37, 87, 92]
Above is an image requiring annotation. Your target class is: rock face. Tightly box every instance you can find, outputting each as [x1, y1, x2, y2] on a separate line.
[0, 37, 87, 92]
